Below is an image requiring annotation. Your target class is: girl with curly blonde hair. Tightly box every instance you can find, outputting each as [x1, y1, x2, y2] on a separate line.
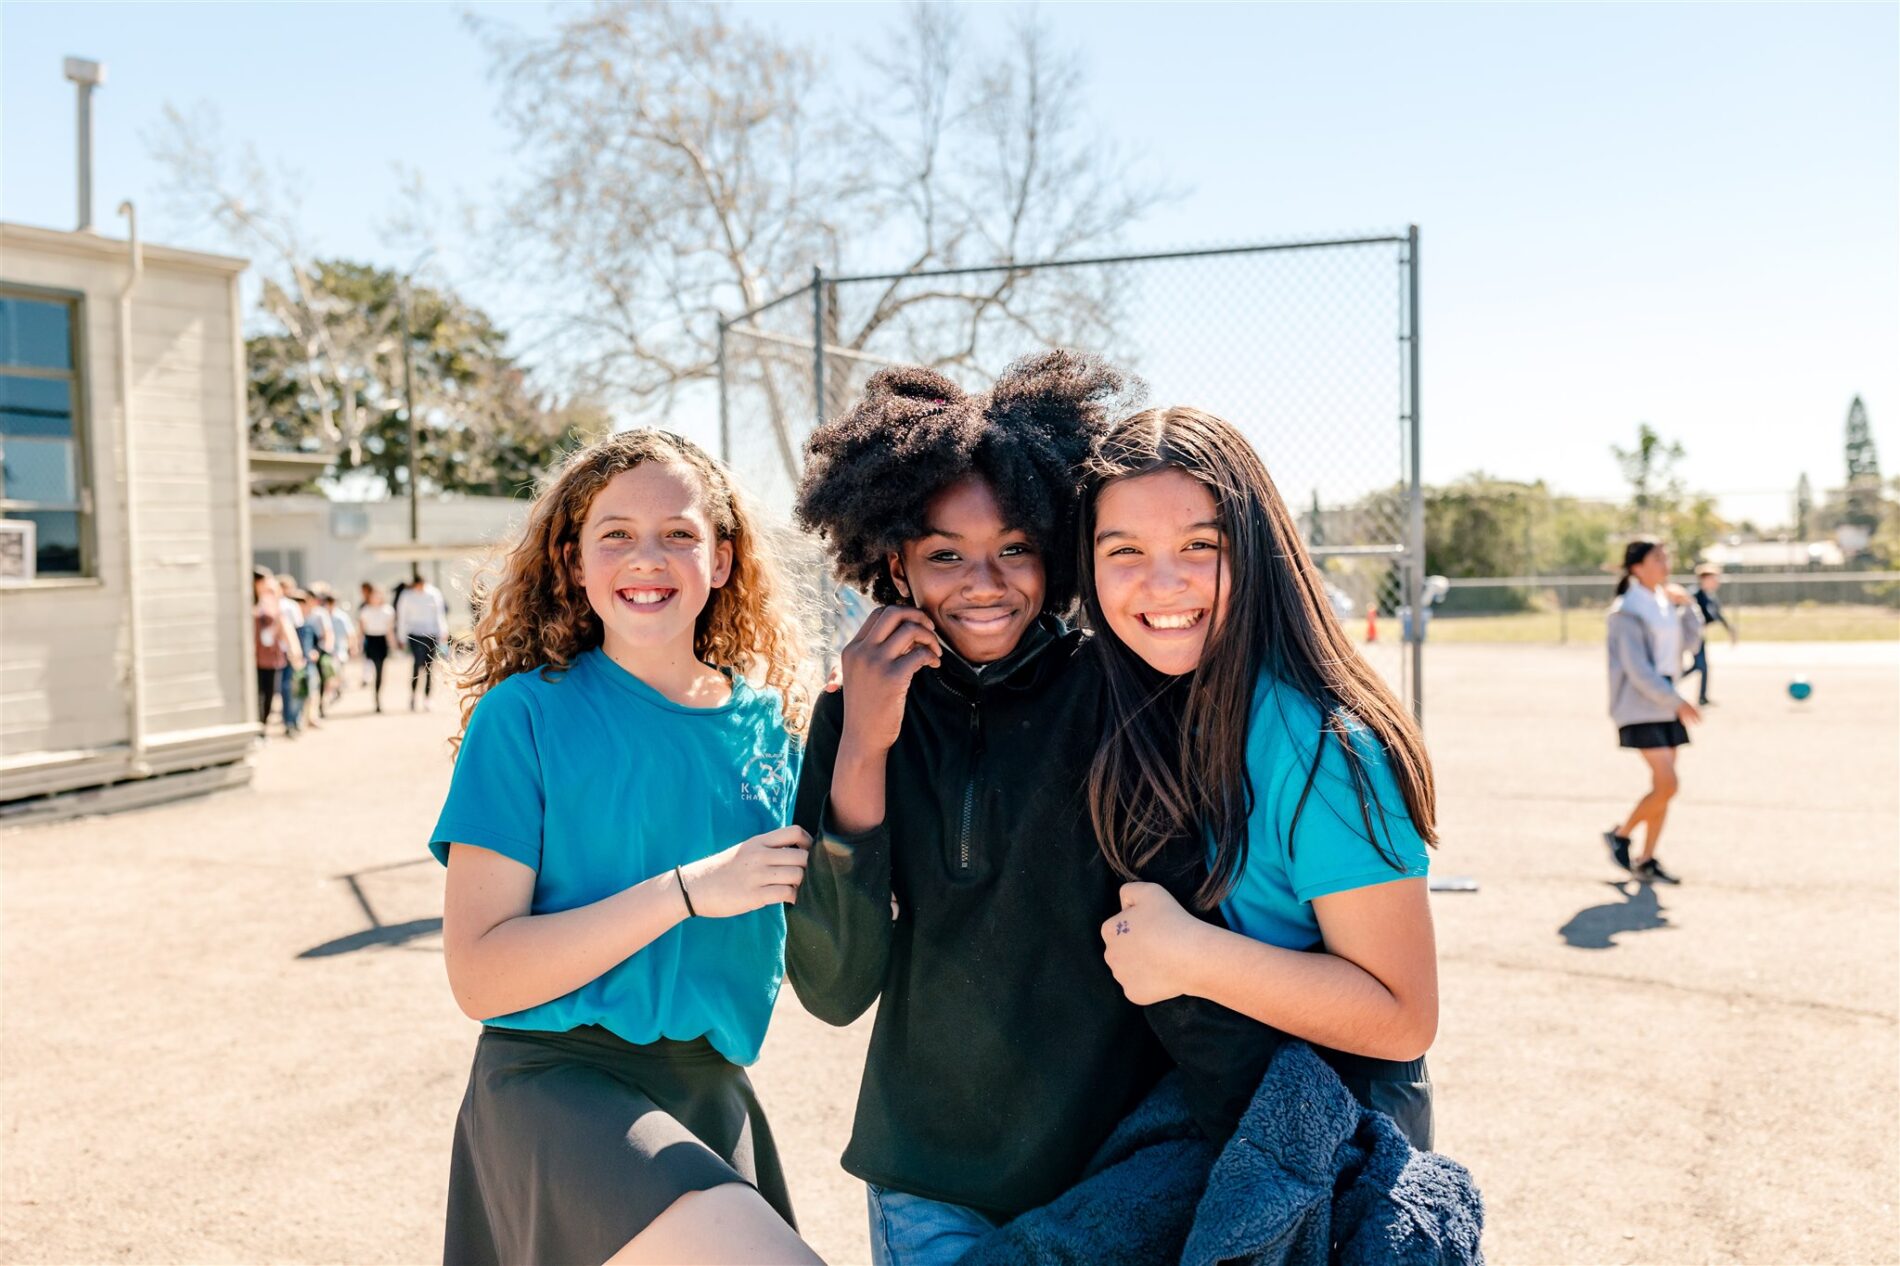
[429, 429, 822, 1265]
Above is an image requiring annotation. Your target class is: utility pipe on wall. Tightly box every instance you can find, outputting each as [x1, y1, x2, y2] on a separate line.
[118, 199, 150, 775]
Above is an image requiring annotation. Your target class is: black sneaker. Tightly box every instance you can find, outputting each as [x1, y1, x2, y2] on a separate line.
[1636, 857, 1680, 885]
[1603, 829, 1632, 873]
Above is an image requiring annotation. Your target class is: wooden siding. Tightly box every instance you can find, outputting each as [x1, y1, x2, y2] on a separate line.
[0, 225, 253, 796]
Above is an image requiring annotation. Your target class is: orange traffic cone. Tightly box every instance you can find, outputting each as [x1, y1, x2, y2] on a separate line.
[1365, 608, 1378, 642]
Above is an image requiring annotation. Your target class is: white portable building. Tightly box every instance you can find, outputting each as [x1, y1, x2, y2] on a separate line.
[0, 221, 257, 817]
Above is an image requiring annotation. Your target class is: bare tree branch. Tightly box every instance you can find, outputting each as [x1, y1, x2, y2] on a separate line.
[476, 0, 1166, 488]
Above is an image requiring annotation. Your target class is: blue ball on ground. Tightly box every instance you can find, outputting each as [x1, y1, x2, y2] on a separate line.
[1788, 678, 1813, 701]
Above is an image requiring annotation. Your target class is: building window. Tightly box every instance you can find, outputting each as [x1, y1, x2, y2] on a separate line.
[0, 289, 89, 578]
[253, 548, 307, 580]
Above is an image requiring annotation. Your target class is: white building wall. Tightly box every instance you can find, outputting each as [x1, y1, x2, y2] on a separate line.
[249, 494, 531, 634]
[0, 223, 254, 803]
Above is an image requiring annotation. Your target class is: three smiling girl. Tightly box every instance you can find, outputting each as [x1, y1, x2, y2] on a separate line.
[427, 356, 1439, 1263]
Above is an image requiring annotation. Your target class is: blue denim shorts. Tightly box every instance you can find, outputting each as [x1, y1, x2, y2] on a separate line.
[866, 1183, 997, 1266]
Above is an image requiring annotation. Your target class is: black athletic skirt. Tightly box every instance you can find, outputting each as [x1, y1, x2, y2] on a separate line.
[1619, 720, 1690, 749]
[363, 633, 389, 662]
[444, 1025, 795, 1265]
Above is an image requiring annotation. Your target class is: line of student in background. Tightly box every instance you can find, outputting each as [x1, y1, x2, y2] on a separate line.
[425, 352, 1481, 1266]
[249, 566, 452, 735]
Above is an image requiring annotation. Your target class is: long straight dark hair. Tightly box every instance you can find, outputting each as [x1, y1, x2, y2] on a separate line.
[1081, 407, 1438, 911]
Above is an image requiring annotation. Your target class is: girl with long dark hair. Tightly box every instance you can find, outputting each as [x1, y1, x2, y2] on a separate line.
[1079, 405, 1440, 1144]
[1603, 537, 1702, 883]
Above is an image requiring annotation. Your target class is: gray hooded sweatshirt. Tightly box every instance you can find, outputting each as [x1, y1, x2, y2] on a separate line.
[1606, 588, 1704, 726]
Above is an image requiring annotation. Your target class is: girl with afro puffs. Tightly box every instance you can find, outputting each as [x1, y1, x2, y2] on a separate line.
[786, 351, 1174, 1264]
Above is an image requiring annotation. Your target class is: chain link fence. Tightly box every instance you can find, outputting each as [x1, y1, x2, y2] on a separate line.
[718, 233, 1425, 713]
[1423, 571, 1900, 643]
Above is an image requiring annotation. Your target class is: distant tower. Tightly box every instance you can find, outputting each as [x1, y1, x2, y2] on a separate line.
[1794, 472, 1812, 540]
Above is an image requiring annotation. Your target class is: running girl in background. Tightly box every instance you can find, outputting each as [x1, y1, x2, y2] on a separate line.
[1081, 406, 1441, 1147]
[431, 430, 821, 1265]
[1603, 537, 1702, 885]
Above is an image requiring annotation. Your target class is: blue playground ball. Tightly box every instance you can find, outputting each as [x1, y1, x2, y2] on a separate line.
[1788, 679, 1813, 701]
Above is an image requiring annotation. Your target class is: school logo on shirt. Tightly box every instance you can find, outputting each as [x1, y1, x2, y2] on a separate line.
[740, 755, 791, 808]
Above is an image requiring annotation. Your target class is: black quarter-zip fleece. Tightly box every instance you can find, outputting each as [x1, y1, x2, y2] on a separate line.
[785, 616, 1169, 1219]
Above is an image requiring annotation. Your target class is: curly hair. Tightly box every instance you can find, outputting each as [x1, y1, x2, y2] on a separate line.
[795, 350, 1135, 610]
[451, 430, 810, 756]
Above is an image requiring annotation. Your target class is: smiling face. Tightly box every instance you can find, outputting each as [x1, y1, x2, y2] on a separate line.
[571, 462, 733, 665]
[1091, 467, 1232, 678]
[888, 475, 1045, 664]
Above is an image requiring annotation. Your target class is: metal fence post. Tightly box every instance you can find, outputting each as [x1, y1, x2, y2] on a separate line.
[811, 266, 837, 670]
[716, 319, 730, 466]
[1406, 225, 1425, 724]
[811, 266, 826, 433]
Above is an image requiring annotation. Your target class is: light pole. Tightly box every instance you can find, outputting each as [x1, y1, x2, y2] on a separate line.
[400, 281, 419, 562]
[63, 57, 104, 232]
[397, 248, 434, 573]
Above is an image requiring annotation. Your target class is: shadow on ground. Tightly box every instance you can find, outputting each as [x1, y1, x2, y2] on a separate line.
[298, 857, 441, 958]
[1558, 880, 1671, 950]
[298, 917, 442, 957]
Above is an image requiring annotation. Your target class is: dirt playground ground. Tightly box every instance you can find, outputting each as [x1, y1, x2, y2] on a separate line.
[2, 640, 1896, 1265]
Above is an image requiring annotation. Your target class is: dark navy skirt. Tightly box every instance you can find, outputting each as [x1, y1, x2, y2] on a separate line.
[1619, 720, 1690, 749]
[444, 1025, 794, 1265]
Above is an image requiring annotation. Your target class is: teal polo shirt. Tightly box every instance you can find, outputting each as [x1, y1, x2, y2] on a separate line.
[430, 648, 801, 1065]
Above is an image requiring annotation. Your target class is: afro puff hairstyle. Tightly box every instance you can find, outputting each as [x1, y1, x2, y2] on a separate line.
[795, 349, 1138, 612]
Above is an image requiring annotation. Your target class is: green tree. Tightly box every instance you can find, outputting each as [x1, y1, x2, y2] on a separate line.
[1611, 422, 1685, 532]
[1423, 474, 1539, 580]
[1547, 496, 1623, 574]
[1844, 396, 1883, 533]
[1606, 421, 1724, 562]
[1668, 494, 1725, 565]
[247, 260, 607, 497]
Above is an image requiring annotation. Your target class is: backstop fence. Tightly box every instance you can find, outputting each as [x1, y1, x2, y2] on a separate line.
[717, 230, 1426, 717]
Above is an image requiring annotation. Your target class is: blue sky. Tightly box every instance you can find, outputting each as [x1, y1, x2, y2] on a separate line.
[4, 2, 1894, 526]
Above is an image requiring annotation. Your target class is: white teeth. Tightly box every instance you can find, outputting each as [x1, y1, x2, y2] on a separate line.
[1144, 611, 1203, 630]
[621, 590, 671, 606]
